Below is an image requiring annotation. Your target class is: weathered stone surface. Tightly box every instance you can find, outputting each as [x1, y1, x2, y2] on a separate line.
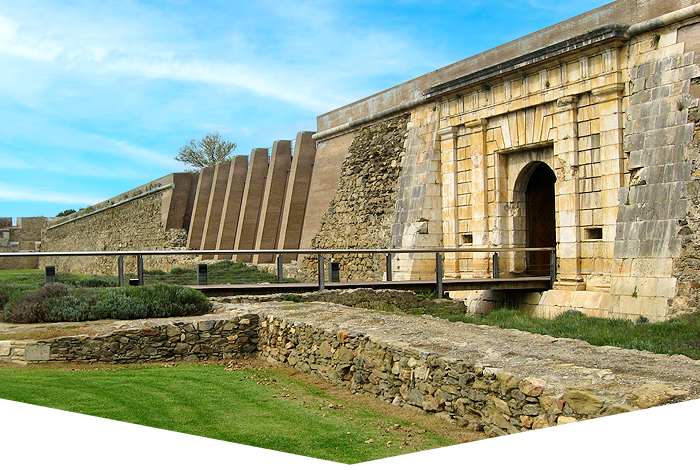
[625, 383, 689, 409]
[557, 416, 578, 425]
[519, 377, 546, 397]
[562, 388, 606, 415]
[300, 114, 410, 282]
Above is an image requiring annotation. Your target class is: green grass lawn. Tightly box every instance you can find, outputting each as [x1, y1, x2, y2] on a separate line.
[432, 308, 700, 360]
[0, 362, 459, 463]
[0, 269, 44, 280]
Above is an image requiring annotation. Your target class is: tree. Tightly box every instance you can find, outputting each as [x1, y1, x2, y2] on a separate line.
[175, 132, 237, 170]
[56, 209, 76, 217]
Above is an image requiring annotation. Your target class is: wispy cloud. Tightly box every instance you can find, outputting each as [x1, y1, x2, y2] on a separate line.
[0, 182, 104, 205]
[0, 0, 610, 216]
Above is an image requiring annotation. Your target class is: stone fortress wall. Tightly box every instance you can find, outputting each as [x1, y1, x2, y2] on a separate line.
[40, 173, 200, 274]
[39, 131, 317, 275]
[0, 217, 47, 269]
[308, 0, 700, 322]
[18, 0, 700, 322]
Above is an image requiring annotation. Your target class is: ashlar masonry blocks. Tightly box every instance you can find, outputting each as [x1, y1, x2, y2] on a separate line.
[200, 161, 232, 259]
[277, 132, 317, 262]
[186, 166, 215, 250]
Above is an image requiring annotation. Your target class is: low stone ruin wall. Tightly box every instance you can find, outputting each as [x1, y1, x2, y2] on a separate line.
[2, 301, 697, 438]
[255, 304, 697, 437]
[0, 313, 259, 364]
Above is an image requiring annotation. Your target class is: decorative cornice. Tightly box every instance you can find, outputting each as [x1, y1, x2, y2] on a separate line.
[422, 25, 629, 99]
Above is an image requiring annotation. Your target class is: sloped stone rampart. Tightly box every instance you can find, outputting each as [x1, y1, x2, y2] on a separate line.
[300, 114, 409, 281]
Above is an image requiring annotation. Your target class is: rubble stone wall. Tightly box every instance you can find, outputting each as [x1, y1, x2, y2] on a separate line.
[41, 191, 197, 275]
[300, 115, 409, 281]
[0, 313, 259, 364]
[257, 308, 695, 437]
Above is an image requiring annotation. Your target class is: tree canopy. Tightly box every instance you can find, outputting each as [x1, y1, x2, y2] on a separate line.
[56, 209, 76, 217]
[175, 132, 237, 170]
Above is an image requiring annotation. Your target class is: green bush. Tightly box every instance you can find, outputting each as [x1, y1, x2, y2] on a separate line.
[3, 283, 70, 323]
[92, 289, 149, 320]
[2, 284, 212, 323]
[44, 289, 99, 322]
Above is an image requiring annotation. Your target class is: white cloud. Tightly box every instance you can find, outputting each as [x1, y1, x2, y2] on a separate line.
[0, 182, 104, 205]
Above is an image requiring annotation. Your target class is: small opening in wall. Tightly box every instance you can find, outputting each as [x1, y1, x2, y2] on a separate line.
[461, 233, 473, 244]
[584, 227, 603, 240]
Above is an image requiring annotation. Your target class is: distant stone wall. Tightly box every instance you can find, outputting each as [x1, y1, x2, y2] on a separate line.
[0, 217, 47, 269]
[41, 190, 197, 275]
[0, 313, 259, 364]
[300, 115, 409, 281]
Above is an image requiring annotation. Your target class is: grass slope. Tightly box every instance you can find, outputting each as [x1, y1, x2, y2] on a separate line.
[433, 308, 700, 360]
[0, 362, 457, 463]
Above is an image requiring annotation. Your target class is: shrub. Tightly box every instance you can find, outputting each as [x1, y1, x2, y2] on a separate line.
[2, 284, 212, 323]
[2, 283, 70, 323]
[93, 289, 149, 320]
[74, 276, 119, 288]
[44, 289, 98, 322]
[126, 284, 212, 318]
[58, 275, 119, 288]
[0, 290, 8, 311]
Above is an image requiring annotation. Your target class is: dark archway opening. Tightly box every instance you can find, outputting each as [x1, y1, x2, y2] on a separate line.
[526, 163, 556, 275]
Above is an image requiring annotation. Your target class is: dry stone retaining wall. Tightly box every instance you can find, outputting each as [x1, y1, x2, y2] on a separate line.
[255, 304, 697, 437]
[0, 313, 259, 364]
[2, 300, 697, 439]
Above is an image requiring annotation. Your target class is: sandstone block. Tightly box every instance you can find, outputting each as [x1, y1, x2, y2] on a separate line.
[25, 344, 50, 362]
[519, 377, 546, 397]
[562, 388, 606, 415]
[557, 416, 578, 425]
[625, 383, 689, 409]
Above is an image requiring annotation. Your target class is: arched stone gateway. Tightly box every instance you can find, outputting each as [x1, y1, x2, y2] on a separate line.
[524, 162, 556, 275]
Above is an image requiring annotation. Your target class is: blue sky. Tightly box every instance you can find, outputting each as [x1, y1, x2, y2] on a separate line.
[0, 0, 610, 218]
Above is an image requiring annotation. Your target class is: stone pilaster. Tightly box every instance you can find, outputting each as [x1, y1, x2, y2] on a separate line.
[553, 95, 585, 290]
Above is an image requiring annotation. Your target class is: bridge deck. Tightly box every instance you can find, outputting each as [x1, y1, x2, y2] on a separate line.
[190, 276, 552, 296]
